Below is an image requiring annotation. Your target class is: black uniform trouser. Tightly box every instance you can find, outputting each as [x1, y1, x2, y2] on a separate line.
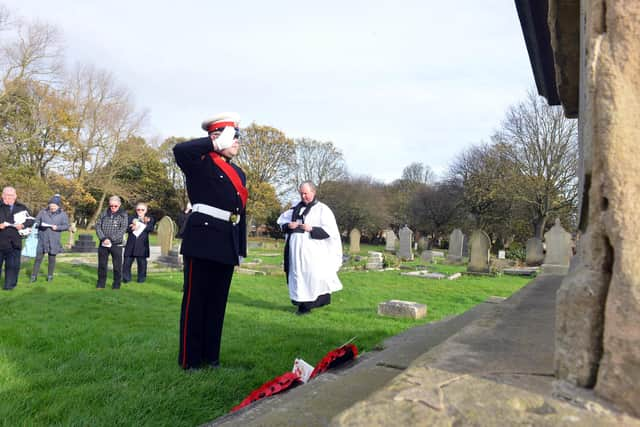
[97, 245, 123, 288]
[0, 247, 21, 289]
[179, 256, 234, 370]
[123, 256, 147, 283]
[32, 252, 57, 278]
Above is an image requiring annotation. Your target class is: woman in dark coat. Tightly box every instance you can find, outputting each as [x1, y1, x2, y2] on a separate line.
[123, 202, 155, 283]
[31, 194, 70, 282]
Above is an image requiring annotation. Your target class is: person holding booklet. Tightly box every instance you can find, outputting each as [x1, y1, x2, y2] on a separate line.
[122, 202, 155, 283]
[31, 194, 70, 282]
[0, 186, 34, 290]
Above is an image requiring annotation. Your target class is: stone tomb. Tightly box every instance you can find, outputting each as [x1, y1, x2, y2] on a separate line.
[366, 251, 384, 271]
[378, 299, 427, 319]
[70, 233, 98, 253]
[467, 230, 491, 273]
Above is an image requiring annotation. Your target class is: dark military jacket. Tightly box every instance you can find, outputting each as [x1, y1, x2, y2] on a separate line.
[173, 137, 247, 265]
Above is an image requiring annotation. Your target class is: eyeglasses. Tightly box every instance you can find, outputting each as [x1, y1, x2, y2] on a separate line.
[136, 208, 146, 211]
[109, 205, 119, 208]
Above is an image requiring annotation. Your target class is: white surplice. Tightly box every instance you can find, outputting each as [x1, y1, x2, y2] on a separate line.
[277, 201, 343, 302]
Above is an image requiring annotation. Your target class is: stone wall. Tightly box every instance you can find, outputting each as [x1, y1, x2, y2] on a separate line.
[552, 0, 640, 416]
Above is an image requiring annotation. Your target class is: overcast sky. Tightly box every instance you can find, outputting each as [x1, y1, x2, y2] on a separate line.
[4, 1, 534, 182]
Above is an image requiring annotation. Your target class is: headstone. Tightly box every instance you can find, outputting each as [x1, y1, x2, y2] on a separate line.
[383, 229, 397, 251]
[462, 236, 470, 257]
[417, 236, 430, 251]
[431, 250, 445, 258]
[156, 248, 182, 268]
[66, 222, 77, 249]
[498, 250, 506, 259]
[447, 229, 465, 263]
[525, 237, 545, 266]
[420, 250, 433, 262]
[397, 226, 414, 261]
[541, 219, 572, 275]
[467, 230, 491, 273]
[70, 233, 98, 253]
[157, 216, 176, 257]
[378, 300, 427, 319]
[366, 251, 384, 270]
[349, 228, 361, 254]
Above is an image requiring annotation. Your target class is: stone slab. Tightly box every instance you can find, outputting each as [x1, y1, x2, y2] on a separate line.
[378, 300, 427, 319]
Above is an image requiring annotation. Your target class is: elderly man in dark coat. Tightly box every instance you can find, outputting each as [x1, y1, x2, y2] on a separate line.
[0, 186, 34, 290]
[123, 202, 155, 283]
[31, 194, 70, 282]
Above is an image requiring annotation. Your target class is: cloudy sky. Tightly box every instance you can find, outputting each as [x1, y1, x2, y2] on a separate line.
[4, 0, 534, 182]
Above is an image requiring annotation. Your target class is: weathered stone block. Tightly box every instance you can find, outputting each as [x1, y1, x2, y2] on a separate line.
[377, 300, 427, 319]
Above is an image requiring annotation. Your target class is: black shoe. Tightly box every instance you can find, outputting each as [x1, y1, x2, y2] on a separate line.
[209, 360, 220, 369]
[122, 279, 130, 283]
[46, 276, 53, 282]
[296, 308, 311, 316]
[30, 276, 37, 283]
[96, 284, 106, 289]
[2, 287, 13, 291]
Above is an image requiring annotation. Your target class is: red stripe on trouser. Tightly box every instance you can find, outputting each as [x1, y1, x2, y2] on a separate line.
[181, 259, 194, 368]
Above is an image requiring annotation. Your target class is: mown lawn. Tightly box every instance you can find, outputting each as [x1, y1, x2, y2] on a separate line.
[0, 256, 530, 426]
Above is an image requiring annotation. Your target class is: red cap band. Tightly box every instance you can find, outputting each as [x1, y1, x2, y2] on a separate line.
[207, 121, 237, 132]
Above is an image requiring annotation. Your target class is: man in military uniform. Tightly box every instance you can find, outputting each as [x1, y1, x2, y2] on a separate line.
[173, 112, 248, 370]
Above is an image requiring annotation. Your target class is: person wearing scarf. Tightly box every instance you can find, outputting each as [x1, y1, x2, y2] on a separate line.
[173, 112, 247, 370]
[277, 181, 343, 315]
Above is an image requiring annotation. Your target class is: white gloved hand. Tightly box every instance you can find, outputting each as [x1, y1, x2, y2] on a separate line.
[212, 126, 236, 151]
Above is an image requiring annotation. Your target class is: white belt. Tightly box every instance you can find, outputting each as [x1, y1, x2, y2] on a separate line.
[191, 203, 241, 225]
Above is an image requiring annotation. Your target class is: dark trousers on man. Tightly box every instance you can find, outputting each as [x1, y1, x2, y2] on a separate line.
[123, 256, 147, 283]
[178, 256, 234, 370]
[0, 247, 21, 290]
[97, 245, 123, 289]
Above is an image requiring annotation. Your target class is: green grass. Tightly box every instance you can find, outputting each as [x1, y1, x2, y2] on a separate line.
[0, 257, 530, 426]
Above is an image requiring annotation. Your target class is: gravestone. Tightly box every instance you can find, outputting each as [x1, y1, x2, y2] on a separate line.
[378, 300, 427, 319]
[397, 226, 414, 261]
[467, 230, 491, 273]
[157, 216, 176, 257]
[447, 228, 465, 263]
[421, 250, 433, 262]
[498, 250, 506, 259]
[525, 237, 545, 266]
[541, 219, 572, 275]
[417, 236, 430, 251]
[349, 228, 361, 254]
[366, 251, 384, 270]
[70, 234, 97, 253]
[66, 222, 77, 249]
[156, 249, 182, 268]
[383, 229, 397, 252]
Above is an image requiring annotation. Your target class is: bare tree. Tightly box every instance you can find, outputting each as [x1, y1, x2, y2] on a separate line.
[234, 123, 296, 192]
[293, 137, 348, 189]
[401, 162, 435, 184]
[493, 91, 578, 237]
[0, 15, 64, 85]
